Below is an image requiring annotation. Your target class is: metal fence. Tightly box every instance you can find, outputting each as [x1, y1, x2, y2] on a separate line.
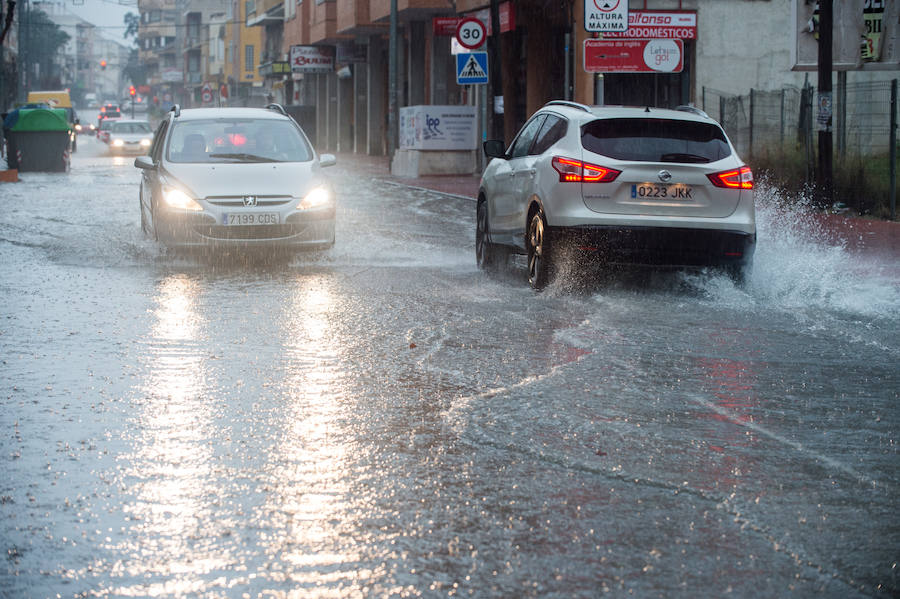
[702, 79, 898, 161]
[702, 79, 898, 218]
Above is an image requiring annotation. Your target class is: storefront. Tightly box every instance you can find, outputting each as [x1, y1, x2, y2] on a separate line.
[591, 10, 696, 108]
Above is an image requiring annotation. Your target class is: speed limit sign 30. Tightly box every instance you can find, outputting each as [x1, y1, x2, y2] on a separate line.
[456, 17, 486, 50]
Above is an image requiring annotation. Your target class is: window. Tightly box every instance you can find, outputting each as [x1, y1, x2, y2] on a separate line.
[582, 118, 731, 163]
[245, 45, 254, 72]
[245, 0, 256, 18]
[508, 115, 546, 159]
[531, 115, 567, 155]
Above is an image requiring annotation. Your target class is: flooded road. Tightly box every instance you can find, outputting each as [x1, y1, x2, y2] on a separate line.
[1, 135, 898, 597]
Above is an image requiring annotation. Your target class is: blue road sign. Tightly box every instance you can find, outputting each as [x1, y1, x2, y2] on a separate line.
[456, 52, 489, 85]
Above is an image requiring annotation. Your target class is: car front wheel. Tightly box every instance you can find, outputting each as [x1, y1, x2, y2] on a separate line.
[527, 210, 553, 290]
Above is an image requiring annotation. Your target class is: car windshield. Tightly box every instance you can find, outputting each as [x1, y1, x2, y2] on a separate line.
[167, 118, 313, 164]
[582, 118, 731, 163]
[111, 122, 151, 134]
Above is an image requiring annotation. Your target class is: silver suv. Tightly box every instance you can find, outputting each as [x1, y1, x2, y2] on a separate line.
[477, 101, 756, 288]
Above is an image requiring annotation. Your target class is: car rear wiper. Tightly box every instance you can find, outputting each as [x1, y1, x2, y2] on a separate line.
[208, 152, 278, 163]
[659, 153, 710, 164]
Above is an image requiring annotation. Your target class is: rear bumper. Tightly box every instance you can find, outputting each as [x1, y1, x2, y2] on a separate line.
[553, 225, 755, 267]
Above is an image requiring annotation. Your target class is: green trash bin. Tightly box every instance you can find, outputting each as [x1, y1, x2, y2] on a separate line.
[3, 108, 72, 172]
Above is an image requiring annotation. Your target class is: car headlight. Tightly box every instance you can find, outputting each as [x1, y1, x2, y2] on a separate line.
[75, 124, 83, 132]
[112, 139, 124, 147]
[163, 188, 203, 211]
[297, 186, 331, 210]
[140, 138, 152, 147]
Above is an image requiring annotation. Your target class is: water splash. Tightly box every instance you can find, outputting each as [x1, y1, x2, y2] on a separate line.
[695, 183, 899, 322]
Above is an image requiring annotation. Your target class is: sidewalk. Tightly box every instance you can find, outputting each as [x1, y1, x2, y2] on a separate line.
[334, 152, 480, 200]
[334, 152, 899, 258]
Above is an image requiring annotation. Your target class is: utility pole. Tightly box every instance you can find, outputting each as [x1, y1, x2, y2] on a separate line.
[488, 0, 503, 141]
[816, 0, 833, 208]
[387, 0, 397, 161]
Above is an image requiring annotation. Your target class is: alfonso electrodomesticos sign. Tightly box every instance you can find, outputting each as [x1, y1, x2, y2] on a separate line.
[290, 45, 335, 74]
[603, 11, 697, 39]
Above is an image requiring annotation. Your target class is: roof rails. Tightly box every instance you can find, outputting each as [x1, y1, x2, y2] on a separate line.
[266, 103, 287, 116]
[544, 100, 593, 113]
[675, 105, 710, 118]
[169, 104, 181, 118]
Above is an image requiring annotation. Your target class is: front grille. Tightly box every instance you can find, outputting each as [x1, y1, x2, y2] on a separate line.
[193, 224, 304, 240]
[206, 196, 293, 207]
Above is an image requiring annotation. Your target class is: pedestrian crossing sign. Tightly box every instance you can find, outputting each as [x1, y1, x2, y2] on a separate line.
[456, 52, 489, 85]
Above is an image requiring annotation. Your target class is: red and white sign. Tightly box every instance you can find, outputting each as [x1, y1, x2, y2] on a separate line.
[290, 45, 335, 74]
[433, 17, 459, 37]
[456, 17, 486, 50]
[585, 0, 629, 33]
[603, 10, 697, 39]
[584, 39, 684, 73]
[471, 2, 516, 36]
[201, 83, 213, 103]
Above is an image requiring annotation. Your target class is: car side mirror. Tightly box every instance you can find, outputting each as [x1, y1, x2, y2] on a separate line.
[319, 153, 336, 167]
[134, 156, 156, 170]
[483, 140, 506, 159]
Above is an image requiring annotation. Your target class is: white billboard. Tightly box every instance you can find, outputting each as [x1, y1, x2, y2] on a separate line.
[399, 106, 477, 151]
[791, 0, 899, 71]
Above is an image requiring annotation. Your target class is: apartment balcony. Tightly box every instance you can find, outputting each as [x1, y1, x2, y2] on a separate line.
[248, 0, 284, 27]
[258, 60, 290, 78]
[336, 0, 386, 36]
[309, 0, 339, 44]
[369, 0, 454, 23]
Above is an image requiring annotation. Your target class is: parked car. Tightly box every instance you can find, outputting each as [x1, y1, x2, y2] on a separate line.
[134, 104, 336, 252]
[106, 119, 153, 155]
[477, 101, 756, 288]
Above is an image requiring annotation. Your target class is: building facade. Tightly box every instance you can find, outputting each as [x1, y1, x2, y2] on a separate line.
[131, 0, 898, 165]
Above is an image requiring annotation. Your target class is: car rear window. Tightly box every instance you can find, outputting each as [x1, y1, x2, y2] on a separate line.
[582, 118, 731, 163]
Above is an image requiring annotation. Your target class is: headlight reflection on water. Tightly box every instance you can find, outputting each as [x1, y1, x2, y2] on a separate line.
[109, 274, 235, 594]
[103, 273, 363, 596]
[260, 278, 360, 587]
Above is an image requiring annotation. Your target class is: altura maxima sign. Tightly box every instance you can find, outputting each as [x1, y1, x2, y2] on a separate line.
[584, 0, 629, 32]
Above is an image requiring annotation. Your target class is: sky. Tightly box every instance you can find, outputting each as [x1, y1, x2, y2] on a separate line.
[64, 0, 136, 35]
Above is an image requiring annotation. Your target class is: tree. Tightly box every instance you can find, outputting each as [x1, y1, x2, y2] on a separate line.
[21, 7, 69, 89]
[121, 13, 145, 88]
[123, 12, 139, 40]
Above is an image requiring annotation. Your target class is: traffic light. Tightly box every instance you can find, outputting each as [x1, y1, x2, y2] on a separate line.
[129, 85, 136, 97]
[100, 59, 107, 70]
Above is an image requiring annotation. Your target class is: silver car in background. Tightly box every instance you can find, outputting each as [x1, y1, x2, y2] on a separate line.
[478, 101, 756, 288]
[106, 119, 153, 155]
[135, 104, 336, 252]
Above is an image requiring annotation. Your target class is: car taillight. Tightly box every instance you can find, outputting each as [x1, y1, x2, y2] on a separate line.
[707, 166, 754, 189]
[552, 156, 620, 183]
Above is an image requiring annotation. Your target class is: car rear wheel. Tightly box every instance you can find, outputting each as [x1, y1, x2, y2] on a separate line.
[476, 201, 501, 270]
[527, 210, 553, 290]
